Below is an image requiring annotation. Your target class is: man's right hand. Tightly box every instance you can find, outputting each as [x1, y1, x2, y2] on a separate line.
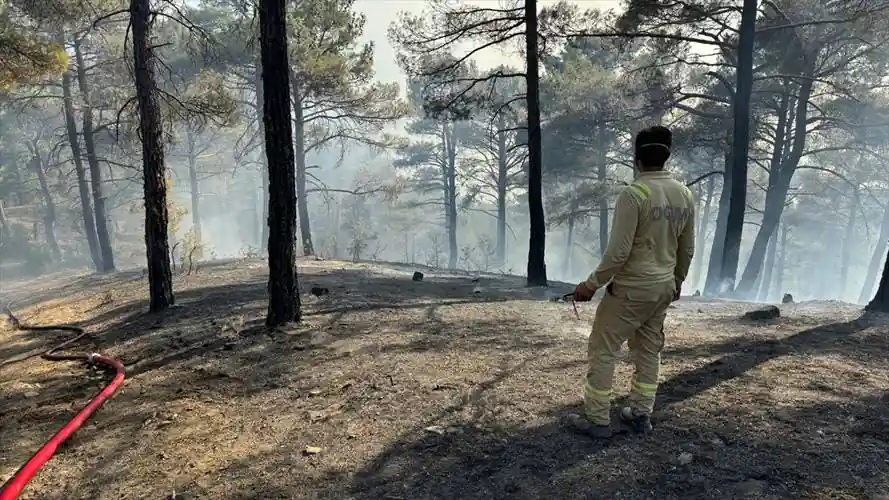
[574, 282, 596, 302]
[672, 284, 681, 302]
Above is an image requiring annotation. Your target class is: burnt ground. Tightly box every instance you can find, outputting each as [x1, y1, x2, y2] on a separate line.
[0, 258, 888, 500]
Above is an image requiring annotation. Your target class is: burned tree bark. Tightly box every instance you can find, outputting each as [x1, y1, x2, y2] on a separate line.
[866, 243, 889, 313]
[260, 0, 301, 326]
[61, 70, 102, 270]
[131, 0, 174, 312]
[74, 39, 115, 272]
[718, 0, 757, 293]
[525, 0, 546, 286]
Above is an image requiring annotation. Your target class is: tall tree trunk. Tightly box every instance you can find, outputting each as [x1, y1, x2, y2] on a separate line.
[597, 161, 608, 256]
[704, 164, 730, 296]
[445, 124, 458, 269]
[775, 222, 787, 297]
[260, 0, 301, 326]
[495, 114, 507, 266]
[525, 0, 546, 286]
[61, 70, 102, 270]
[838, 192, 857, 301]
[186, 133, 203, 246]
[719, 0, 757, 292]
[74, 39, 115, 272]
[859, 205, 889, 304]
[29, 144, 61, 261]
[735, 74, 814, 294]
[757, 224, 778, 302]
[131, 0, 174, 312]
[288, 71, 314, 256]
[691, 174, 715, 291]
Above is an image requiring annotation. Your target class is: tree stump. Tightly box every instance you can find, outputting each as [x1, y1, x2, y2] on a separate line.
[744, 305, 780, 321]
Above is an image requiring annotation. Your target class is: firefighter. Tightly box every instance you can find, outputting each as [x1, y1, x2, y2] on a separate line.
[566, 125, 695, 439]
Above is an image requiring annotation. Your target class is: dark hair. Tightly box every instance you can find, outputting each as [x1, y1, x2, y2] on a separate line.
[634, 126, 672, 170]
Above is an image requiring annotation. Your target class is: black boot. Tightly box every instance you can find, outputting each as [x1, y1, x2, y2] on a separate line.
[619, 407, 653, 434]
[564, 412, 612, 439]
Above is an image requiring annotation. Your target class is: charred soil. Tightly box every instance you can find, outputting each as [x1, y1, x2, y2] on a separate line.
[1, 259, 887, 499]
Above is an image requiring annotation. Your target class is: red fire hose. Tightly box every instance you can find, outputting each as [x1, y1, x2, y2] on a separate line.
[0, 309, 126, 500]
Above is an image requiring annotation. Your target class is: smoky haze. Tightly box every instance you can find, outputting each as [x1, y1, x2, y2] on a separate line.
[0, 0, 887, 309]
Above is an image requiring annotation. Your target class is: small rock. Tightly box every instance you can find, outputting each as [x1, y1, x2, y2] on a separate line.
[22, 391, 38, 399]
[303, 446, 322, 455]
[310, 286, 329, 297]
[692, 290, 701, 297]
[308, 389, 323, 396]
[678, 452, 694, 465]
[412, 271, 424, 282]
[424, 425, 446, 435]
[472, 286, 482, 295]
[782, 293, 794, 304]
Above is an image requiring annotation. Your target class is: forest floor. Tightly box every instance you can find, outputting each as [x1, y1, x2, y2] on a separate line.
[1, 258, 888, 500]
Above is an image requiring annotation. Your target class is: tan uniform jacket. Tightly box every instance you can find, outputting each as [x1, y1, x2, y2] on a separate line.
[584, 170, 696, 292]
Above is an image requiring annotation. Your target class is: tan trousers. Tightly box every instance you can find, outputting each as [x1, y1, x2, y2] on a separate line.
[583, 281, 675, 425]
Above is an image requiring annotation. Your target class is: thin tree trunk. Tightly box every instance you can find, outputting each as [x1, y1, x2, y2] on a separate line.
[704, 164, 730, 296]
[598, 161, 608, 257]
[131, 0, 174, 312]
[691, 174, 715, 291]
[288, 70, 314, 256]
[495, 114, 507, 266]
[29, 143, 61, 261]
[260, 0, 301, 326]
[61, 70, 102, 270]
[719, 0, 757, 292]
[445, 124, 458, 269]
[74, 39, 115, 272]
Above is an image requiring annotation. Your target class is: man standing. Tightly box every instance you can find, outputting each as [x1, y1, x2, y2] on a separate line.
[567, 125, 696, 439]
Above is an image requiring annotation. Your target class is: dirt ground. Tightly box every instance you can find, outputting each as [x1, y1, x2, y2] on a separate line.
[1, 258, 888, 500]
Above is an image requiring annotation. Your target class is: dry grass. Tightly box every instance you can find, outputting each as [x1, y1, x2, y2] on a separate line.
[1, 259, 888, 499]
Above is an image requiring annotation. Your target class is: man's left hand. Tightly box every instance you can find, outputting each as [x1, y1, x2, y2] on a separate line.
[574, 282, 596, 302]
